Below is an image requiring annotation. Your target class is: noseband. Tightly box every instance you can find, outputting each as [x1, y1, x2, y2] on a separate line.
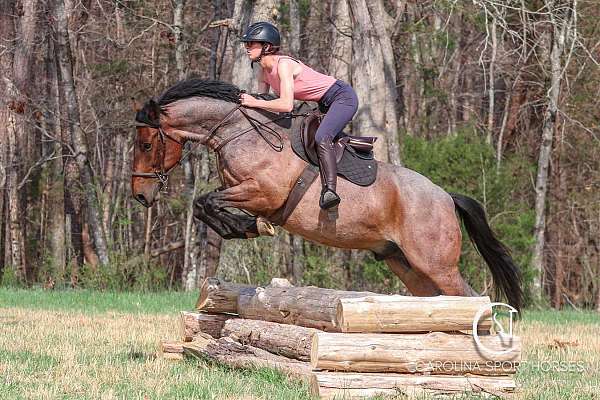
[131, 104, 285, 188]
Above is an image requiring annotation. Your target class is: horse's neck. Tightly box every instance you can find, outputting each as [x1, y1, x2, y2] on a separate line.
[216, 109, 292, 157]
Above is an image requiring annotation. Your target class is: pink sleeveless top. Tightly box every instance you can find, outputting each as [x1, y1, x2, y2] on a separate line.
[262, 55, 336, 102]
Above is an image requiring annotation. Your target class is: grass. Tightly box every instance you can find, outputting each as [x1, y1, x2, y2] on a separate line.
[1, 288, 599, 399]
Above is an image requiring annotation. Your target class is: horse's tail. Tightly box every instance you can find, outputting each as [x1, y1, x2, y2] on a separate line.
[450, 193, 523, 312]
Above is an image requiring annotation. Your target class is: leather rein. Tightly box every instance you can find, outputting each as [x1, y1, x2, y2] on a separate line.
[132, 104, 289, 188]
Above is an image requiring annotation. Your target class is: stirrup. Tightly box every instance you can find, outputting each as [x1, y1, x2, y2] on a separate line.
[319, 188, 340, 210]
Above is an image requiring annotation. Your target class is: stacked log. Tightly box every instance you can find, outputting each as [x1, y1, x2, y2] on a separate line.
[335, 295, 493, 333]
[164, 278, 520, 399]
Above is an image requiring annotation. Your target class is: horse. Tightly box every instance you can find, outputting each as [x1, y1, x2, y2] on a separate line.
[131, 78, 523, 311]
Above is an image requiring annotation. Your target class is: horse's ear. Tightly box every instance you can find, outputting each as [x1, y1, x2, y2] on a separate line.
[131, 97, 142, 112]
[147, 99, 161, 124]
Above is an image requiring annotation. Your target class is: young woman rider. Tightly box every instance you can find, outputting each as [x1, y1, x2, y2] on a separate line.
[238, 21, 359, 210]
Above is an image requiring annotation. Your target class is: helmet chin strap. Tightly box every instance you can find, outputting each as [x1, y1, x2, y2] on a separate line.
[251, 43, 270, 69]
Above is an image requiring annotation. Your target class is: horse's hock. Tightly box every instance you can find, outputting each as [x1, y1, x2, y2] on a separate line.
[161, 277, 521, 399]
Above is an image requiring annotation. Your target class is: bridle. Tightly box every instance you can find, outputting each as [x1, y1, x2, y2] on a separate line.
[131, 103, 287, 189]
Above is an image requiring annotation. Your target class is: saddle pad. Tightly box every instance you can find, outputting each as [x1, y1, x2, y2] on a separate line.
[291, 131, 377, 187]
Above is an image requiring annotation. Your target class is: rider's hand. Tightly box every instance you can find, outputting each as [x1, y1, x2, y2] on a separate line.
[240, 93, 258, 108]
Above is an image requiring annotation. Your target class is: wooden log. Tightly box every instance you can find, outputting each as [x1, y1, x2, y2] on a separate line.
[182, 333, 313, 382]
[222, 318, 319, 361]
[158, 340, 184, 360]
[179, 311, 235, 341]
[238, 285, 378, 331]
[311, 332, 521, 375]
[311, 372, 517, 399]
[196, 277, 257, 314]
[335, 295, 493, 333]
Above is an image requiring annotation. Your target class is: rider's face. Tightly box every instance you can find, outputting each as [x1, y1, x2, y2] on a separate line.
[244, 41, 263, 61]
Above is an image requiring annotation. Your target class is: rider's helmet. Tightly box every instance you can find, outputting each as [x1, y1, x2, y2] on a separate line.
[240, 22, 280, 61]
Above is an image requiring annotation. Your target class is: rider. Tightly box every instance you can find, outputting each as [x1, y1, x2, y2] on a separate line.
[239, 21, 359, 210]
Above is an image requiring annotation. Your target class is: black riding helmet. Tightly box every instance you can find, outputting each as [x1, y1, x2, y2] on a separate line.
[240, 21, 281, 47]
[240, 22, 280, 66]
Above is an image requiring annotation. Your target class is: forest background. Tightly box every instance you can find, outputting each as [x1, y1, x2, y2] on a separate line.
[0, 0, 598, 310]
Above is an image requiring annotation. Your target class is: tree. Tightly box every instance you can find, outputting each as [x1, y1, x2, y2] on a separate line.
[348, 0, 401, 165]
[53, 0, 109, 267]
[532, 0, 576, 300]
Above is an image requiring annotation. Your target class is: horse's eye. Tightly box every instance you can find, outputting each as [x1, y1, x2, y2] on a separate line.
[143, 143, 152, 152]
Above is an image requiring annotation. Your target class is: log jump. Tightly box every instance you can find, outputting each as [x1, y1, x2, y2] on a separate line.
[161, 277, 519, 399]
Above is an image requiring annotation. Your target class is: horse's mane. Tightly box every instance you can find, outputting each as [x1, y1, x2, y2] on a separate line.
[159, 79, 241, 105]
[136, 78, 241, 126]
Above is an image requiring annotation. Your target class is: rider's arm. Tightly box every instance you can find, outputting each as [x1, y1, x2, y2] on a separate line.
[251, 60, 295, 113]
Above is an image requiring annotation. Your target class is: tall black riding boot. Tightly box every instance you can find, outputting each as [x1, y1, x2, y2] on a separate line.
[316, 138, 341, 209]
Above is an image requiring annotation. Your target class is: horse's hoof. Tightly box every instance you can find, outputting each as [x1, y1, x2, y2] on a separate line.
[256, 217, 275, 236]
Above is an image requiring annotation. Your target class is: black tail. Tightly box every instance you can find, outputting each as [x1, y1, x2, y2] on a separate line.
[450, 193, 523, 312]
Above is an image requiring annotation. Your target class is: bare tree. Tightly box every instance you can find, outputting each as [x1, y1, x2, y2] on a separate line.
[3, 0, 39, 280]
[328, 0, 352, 83]
[229, 0, 278, 92]
[532, 0, 577, 298]
[53, 0, 110, 266]
[348, 0, 401, 164]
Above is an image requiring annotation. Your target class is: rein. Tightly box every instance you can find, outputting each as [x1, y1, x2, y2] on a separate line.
[132, 104, 291, 188]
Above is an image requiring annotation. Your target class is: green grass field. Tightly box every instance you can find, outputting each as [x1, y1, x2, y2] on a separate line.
[1, 288, 599, 399]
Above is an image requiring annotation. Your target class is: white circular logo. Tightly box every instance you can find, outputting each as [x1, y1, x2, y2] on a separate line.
[472, 302, 519, 357]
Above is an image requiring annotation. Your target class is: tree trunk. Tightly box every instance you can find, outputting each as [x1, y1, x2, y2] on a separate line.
[348, 0, 401, 164]
[174, 0, 187, 80]
[229, 0, 278, 92]
[533, 3, 574, 299]
[53, 0, 109, 266]
[328, 0, 352, 84]
[288, 0, 301, 57]
[290, 234, 304, 285]
[0, 0, 14, 277]
[486, 16, 497, 145]
[4, 0, 38, 281]
[304, 0, 324, 68]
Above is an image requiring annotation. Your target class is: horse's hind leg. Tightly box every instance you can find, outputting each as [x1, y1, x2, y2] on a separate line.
[384, 256, 442, 296]
[383, 212, 475, 297]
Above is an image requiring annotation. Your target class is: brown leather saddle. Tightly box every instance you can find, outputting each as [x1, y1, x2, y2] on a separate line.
[291, 111, 378, 186]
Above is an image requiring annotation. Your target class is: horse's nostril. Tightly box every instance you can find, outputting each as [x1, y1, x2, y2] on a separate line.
[135, 193, 148, 207]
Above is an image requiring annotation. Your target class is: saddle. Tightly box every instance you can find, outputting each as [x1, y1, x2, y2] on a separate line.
[291, 111, 378, 186]
[269, 111, 379, 226]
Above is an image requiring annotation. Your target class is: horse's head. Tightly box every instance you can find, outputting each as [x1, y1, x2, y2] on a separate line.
[131, 99, 184, 207]
[131, 79, 245, 207]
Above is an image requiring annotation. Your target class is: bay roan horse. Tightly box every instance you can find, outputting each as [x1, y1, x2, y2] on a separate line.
[131, 79, 523, 311]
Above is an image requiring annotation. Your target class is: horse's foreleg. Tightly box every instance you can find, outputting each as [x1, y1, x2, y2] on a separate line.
[194, 193, 259, 240]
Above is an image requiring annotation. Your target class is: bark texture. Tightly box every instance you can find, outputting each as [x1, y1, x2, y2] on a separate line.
[311, 332, 521, 374]
[335, 295, 492, 333]
[222, 318, 319, 361]
[311, 372, 517, 399]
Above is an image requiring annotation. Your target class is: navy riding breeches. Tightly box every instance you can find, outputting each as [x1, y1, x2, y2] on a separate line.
[316, 80, 359, 144]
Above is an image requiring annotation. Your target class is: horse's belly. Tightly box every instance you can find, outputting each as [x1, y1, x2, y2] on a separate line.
[281, 184, 390, 251]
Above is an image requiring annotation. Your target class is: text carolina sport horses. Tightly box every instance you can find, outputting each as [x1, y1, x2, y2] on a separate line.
[131, 79, 523, 310]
